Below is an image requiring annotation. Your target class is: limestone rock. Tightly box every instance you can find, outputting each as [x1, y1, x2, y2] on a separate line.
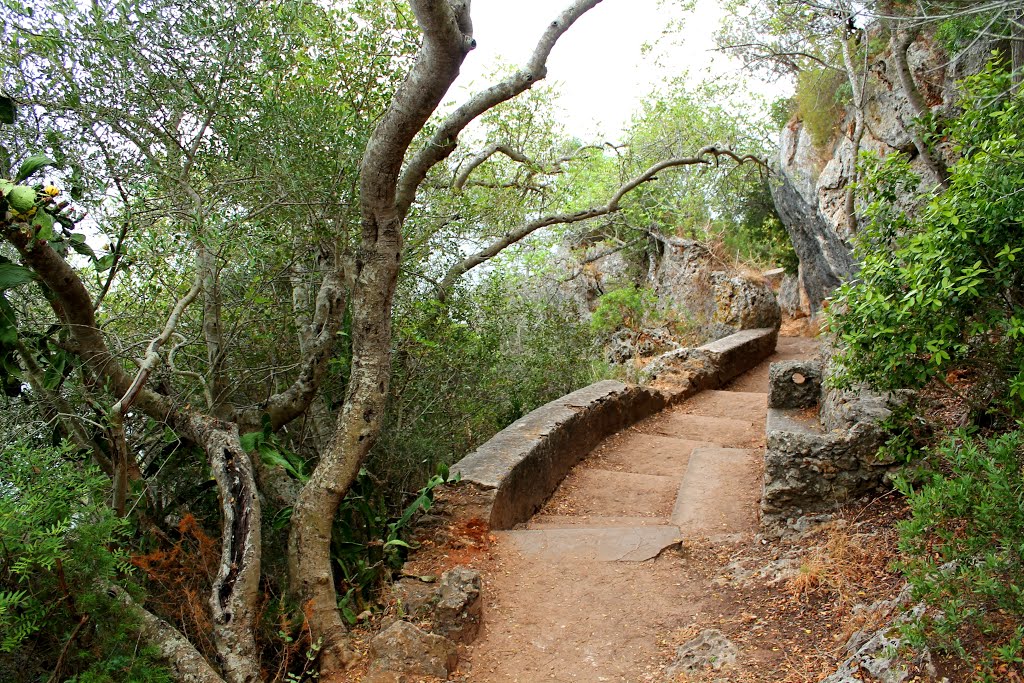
[823, 598, 933, 683]
[762, 400, 892, 526]
[432, 567, 482, 644]
[772, 34, 994, 314]
[777, 273, 808, 319]
[392, 577, 437, 619]
[367, 620, 458, 679]
[768, 360, 822, 409]
[666, 629, 738, 677]
[710, 272, 781, 331]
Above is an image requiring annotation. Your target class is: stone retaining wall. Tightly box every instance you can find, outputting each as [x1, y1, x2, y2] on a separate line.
[762, 359, 899, 530]
[452, 327, 779, 530]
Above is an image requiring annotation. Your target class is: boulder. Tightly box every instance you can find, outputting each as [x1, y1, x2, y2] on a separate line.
[711, 272, 781, 331]
[777, 273, 807, 319]
[391, 577, 437, 619]
[432, 567, 482, 644]
[368, 621, 458, 679]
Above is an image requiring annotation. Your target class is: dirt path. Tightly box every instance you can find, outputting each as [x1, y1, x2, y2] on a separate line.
[456, 336, 819, 682]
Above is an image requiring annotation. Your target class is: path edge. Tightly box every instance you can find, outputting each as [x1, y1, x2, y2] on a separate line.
[450, 327, 778, 530]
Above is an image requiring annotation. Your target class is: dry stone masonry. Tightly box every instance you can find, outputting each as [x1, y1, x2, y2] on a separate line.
[762, 358, 899, 530]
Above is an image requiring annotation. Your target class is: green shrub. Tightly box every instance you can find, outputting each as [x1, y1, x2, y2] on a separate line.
[0, 442, 170, 682]
[794, 66, 850, 150]
[828, 61, 1024, 424]
[895, 430, 1024, 676]
[590, 285, 658, 335]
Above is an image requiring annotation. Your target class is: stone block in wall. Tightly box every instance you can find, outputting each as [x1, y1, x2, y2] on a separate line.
[768, 360, 822, 409]
[762, 393, 893, 529]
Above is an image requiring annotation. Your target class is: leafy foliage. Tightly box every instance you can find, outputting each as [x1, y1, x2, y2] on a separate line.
[794, 66, 849, 150]
[590, 285, 659, 335]
[0, 441, 169, 682]
[828, 61, 1024, 424]
[895, 430, 1024, 677]
[330, 464, 456, 623]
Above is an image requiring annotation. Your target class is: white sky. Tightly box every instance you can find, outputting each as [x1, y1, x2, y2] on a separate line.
[449, 0, 785, 139]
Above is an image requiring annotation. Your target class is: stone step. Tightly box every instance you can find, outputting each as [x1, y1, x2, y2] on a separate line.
[588, 434, 711, 477]
[678, 390, 767, 419]
[497, 526, 681, 562]
[656, 413, 760, 448]
[523, 515, 671, 530]
[671, 447, 757, 536]
[544, 469, 680, 518]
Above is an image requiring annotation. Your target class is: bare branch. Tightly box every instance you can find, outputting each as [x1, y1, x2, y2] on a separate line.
[396, 0, 605, 216]
[453, 143, 533, 190]
[360, 0, 476, 224]
[111, 273, 203, 417]
[452, 142, 602, 190]
[435, 146, 766, 300]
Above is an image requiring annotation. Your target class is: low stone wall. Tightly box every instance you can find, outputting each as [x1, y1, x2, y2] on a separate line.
[452, 327, 778, 530]
[762, 359, 899, 530]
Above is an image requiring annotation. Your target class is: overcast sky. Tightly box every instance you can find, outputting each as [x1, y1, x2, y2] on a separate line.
[448, 0, 777, 139]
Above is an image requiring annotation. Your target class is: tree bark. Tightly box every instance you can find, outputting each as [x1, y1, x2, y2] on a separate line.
[2, 225, 264, 683]
[288, 1, 478, 671]
[107, 584, 226, 683]
[192, 415, 263, 683]
[890, 28, 950, 190]
[198, 242, 233, 419]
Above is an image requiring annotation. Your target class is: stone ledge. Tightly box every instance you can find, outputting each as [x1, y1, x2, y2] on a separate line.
[451, 327, 778, 530]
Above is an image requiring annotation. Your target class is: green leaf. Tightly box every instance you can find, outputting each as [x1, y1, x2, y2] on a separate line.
[15, 154, 56, 183]
[95, 254, 116, 272]
[0, 96, 14, 125]
[67, 236, 95, 259]
[0, 263, 35, 291]
[32, 211, 54, 240]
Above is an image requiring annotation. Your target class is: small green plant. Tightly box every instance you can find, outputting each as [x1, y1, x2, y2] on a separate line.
[894, 430, 1024, 678]
[590, 285, 658, 335]
[794, 66, 850, 150]
[330, 462, 458, 623]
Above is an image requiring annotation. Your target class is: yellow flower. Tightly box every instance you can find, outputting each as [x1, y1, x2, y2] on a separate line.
[43, 186, 60, 197]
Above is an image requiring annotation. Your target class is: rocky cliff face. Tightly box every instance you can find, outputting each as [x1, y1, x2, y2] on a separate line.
[551, 237, 779, 365]
[773, 33, 991, 315]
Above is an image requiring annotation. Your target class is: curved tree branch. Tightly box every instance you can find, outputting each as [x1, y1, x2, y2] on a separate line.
[395, 0, 605, 216]
[890, 28, 950, 190]
[434, 146, 766, 300]
[452, 142, 602, 191]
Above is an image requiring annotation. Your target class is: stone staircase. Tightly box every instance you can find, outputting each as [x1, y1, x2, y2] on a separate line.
[497, 388, 769, 562]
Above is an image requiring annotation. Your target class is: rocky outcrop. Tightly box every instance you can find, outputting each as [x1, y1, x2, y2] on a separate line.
[770, 170, 856, 315]
[650, 238, 780, 340]
[666, 629, 738, 677]
[551, 238, 779, 355]
[773, 33, 993, 313]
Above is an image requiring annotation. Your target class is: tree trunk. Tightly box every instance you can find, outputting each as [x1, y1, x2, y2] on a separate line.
[192, 415, 264, 683]
[198, 242, 232, 418]
[287, 221, 401, 674]
[890, 28, 950, 190]
[108, 584, 226, 683]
